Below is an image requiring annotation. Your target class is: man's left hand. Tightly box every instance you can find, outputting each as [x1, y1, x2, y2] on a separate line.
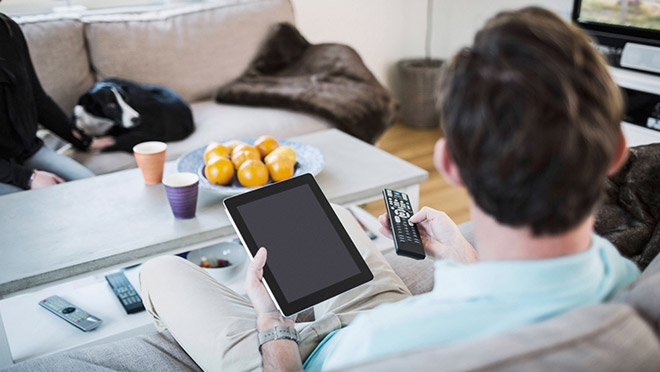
[90, 136, 115, 151]
[245, 248, 295, 331]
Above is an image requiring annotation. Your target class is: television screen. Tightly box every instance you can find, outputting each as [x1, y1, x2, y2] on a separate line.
[577, 0, 660, 31]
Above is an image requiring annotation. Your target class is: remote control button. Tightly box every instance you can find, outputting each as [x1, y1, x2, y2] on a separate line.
[395, 216, 401, 223]
[402, 194, 408, 201]
[62, 307, 76, 314]
[386, 190, 392, 196]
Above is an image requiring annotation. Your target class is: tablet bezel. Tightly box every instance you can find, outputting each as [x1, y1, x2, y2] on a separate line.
[223, 173, 373, 317]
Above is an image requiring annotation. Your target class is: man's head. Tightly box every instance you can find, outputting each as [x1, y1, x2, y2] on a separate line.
[435, 7, 626, 236]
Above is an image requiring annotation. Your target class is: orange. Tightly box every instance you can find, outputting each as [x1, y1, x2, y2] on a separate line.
[265, 145, 296, 165]
[237, 160, 268, 187]
[266, 154, 294, 182]
[231, 150, 260, 169]
[205, 157, 234, 185]
[232, 144, 258, 158]
[254, 135, 279, 158]
[204, 142, 230, 164]
[223, 140, 245, 153]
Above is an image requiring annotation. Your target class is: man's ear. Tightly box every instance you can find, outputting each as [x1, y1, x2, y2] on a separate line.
[434, 138, 464, 187]
[607, 129, 628, 175]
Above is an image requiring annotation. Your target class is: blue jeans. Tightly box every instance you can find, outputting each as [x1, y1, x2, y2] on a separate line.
[0, 146, 95, 195]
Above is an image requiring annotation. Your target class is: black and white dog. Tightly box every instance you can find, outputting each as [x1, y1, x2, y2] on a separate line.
[74, 78, 195, 152]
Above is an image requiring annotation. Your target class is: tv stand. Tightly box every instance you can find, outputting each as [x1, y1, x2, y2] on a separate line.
[610, 67, 660, 146]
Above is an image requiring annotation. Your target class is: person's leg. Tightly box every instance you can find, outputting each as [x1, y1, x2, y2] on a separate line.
[140, 255, 263, 372]
[0, 183, 23, 195]
[315, 204, 412, 321]
[140, 206, 413, 369]
[298, 204, 413, 359]
[23, 145, 95, 181]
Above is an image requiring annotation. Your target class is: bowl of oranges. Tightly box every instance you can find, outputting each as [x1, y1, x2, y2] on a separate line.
[176, 135, 324, 195]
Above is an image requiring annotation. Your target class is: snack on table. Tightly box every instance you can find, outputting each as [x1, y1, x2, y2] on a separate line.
[198, 256, 232, 268]
[255, 135, 279, 157]
[232, 150, 260, 169]
[266, 145, 296, 165]
[205, 157, 234, 186]
[204, 142, 230, 164]
[266, 154, 294, 182]
[237, 159, 269, 187]
[203, 135, 298, 187]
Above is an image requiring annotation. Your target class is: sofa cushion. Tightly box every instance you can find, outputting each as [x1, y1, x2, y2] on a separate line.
[336, 304, 660, 372]
[1, 330, 201, 372]
[8, 305, 655, 372]
[83, 0, 294, 103]
[15, 14, 95, 113]
[71, 101, 331, 174]
[611, 252, 660, 335]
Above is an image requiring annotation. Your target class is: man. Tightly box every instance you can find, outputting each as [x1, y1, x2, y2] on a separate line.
[139, 7, 640, 371]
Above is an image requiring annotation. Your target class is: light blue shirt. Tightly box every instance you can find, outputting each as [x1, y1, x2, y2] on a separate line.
[304, 234, 640, 370]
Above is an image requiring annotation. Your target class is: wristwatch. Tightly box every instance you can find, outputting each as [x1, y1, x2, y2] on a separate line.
[27, 170, 37, 189]
[258, 326, 300, 352]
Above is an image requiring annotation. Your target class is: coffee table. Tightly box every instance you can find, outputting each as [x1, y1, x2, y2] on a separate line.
[0, 128, 427, 365]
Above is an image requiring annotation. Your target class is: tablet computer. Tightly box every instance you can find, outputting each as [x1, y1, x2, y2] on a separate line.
[223, 173, 373, 317]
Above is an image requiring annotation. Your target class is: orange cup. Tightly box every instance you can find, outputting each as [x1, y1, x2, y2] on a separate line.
[133, 141, 167, 184]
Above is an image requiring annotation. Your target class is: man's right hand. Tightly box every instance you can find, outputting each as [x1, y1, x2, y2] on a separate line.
[379, 206, 478, 264]
[30, 170, 65, 189]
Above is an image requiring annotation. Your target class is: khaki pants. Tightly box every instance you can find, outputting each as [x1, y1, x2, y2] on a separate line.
[139, 205, 411, 372]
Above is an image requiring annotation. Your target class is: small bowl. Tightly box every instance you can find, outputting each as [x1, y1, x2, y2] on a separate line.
[186, 242, 246, 282]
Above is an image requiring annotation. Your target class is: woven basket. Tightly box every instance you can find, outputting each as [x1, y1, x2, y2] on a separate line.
[397, 58, 444, 129]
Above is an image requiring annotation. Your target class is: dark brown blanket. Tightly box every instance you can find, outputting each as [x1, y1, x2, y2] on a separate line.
[596, 143, 660, 270]
[215, 23, 397, 143]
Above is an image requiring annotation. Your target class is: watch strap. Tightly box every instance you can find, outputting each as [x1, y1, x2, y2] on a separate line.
[258, 326, 300, 351]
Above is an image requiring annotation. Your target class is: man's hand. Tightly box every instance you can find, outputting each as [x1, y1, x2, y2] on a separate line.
[245, 248, 295, 330]
[90, 136, 115, 151]
[246, 248, 303, 372]
[379, 207, 478, 264]
[30, 170, 64, 189]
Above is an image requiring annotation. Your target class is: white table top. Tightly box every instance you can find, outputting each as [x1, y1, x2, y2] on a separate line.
[0, 129, 427, 296]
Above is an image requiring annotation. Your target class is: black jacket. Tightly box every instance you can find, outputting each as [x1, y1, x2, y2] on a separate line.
[0, 14, 91, 189]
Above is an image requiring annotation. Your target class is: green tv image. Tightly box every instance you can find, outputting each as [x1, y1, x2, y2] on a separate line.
[580, 0, 660, 31]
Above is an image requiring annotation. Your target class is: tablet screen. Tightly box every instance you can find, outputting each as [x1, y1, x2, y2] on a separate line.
[236, 184, 361, 302]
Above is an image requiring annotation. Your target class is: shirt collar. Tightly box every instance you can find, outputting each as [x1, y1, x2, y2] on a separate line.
[431, 233, 608, 300]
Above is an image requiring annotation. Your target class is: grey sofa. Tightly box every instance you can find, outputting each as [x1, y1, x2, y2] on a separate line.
[16, 0, 333, 176]
[4, 223, 659, 371]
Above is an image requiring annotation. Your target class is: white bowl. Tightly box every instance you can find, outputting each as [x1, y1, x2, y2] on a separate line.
[186, 242, 246, 282]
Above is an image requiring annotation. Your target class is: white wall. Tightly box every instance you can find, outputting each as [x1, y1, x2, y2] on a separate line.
[432, 0, 573, 59]
[290, 0, 427, 89]
[291, 0, 574, 91]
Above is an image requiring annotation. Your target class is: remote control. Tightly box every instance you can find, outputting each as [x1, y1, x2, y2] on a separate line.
[105, 271, 145, 314]
[39, 295, 102, 332]
[383, 189, 426, 260]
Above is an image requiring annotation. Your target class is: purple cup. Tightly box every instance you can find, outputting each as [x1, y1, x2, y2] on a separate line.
[163, 172, 199, 219]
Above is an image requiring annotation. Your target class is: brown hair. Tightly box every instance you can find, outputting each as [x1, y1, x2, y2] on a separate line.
[437, 7, 623, 235]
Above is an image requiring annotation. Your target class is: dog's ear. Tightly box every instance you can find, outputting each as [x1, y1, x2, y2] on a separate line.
[78, 92, 92, 106]
[114, 84, 130, 103]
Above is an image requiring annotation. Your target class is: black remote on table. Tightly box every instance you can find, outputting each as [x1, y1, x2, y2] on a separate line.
[105, 271, 145, 314]
[383, 189, 426, 260]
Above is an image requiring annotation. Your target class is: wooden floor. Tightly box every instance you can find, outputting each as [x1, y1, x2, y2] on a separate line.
[362, 123, 471, 224]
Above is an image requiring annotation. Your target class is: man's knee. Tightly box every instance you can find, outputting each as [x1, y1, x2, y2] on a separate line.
[140, 255, 189, 291]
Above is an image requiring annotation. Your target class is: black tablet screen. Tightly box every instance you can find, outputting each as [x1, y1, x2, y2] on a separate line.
[236, 184, 361, 302]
